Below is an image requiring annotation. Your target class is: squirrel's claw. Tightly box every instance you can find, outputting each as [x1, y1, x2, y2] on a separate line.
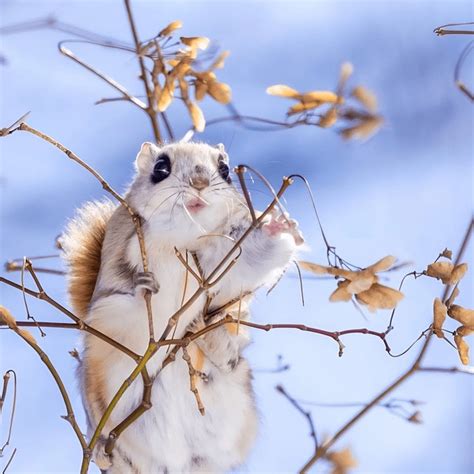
[134, 271, 160, 294]
[262, 211, 305, 246]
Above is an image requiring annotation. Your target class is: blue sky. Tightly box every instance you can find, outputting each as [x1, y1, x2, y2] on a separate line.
[0, 1, 473, 473]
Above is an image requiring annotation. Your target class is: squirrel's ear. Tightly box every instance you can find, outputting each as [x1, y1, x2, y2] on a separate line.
[135, 142, 160, 173]
[215, 143, 229, 162]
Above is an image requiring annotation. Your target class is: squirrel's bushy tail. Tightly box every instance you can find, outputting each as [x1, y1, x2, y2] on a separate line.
[61, 200, 116, 318]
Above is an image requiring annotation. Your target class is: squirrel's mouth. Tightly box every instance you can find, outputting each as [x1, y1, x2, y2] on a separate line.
[185, 197, 208, 213]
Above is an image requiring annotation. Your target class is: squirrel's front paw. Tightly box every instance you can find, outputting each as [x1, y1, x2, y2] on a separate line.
[133, 271, 160, 294]
[262, 210, 304, 246]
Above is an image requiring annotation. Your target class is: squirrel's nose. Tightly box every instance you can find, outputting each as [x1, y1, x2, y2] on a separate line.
[189, 176, 209, 191]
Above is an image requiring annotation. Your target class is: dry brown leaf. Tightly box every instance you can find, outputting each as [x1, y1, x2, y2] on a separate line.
[340, 116, 383, 140]
[188, 101, 205, 132]
[425, 261, 454, 283]
[300, 257, 402, 310]
[448, 305, 474, 328]
[194, 80, 208, 101]
[298, 260, 328, 274]
[287, 101, 322, 115]
[18, 328, 37, 346]
[445, 286, 460, 308]
[329, 280, 352, 302]
[180, 36, 210, 50]
[457, 326, 474, 337]
[327, 447, 357, 474]
[441, 248, 453, 260]
[340, 62, 354, 83]
[0, 305, 18, 329]
[346, 274, 377, 294]
[157, 78, 175, 111]
[266, 84, 300, 98]
[367, 255, 397, 273]
[173, 61, 191, 78]
[158, 20, 183, 37]
[319, 108, 338, 128]
[207, 81, 232, 104]
[407, 410, 423, 424]
[454, 334, 470, 365]
[210, 50, 230, 70]
[449, 263, 468, 285]
[300, 90, 339, 103]
[351, 85, 378, 113]
[298, 261, 354, 280]
[433, 297, 447, 338]
[355, 283, 404, 312]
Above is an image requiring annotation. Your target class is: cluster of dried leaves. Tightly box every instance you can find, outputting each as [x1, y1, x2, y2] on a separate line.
[427, 251, 472, 365]
[299, 256, 403, 312]
[139, 20, 231, 132]
[325, 447, 358, 474]
[267, 62, 384, 140]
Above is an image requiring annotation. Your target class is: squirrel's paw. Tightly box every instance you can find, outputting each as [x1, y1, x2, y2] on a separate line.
[133, 271, 160, 294]
[262, 210, 304, 246]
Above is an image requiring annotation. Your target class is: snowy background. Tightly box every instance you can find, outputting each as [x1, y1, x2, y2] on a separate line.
[0, 0, 473, 473]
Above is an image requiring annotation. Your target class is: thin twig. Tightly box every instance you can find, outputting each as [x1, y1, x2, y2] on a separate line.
[123, 0, 162, 143]
[0, 307, 87, 452]
[182, 345, 205, 415]
[299, 217, 473, 472]
[276, 385, 318, 452]
[0, 371, 17, 456]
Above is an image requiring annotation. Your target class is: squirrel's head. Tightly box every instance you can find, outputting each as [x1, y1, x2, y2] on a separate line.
[128, 141, 241, 245]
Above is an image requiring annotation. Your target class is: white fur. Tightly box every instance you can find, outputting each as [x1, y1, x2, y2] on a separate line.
[79, 142, 301, 473]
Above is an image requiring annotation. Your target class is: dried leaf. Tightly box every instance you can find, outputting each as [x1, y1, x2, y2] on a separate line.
[340, 62, 354, 83]
[351, 85, 378, 113]
[207, 81, 232, 104]
[194, 80, 208, 101]
[0, 305, 18, 329]
[457, 326, 474, 337]
[287, 101, 322, 115]
[159, 20, 183, 37]
[318, 108, 338, 128]
[210, 50, 230, 70]
[329, 280, 352, 302]
[18, 328, 37, 346]
[188, 101, 205, 132]
[346, 273, 377, 294]
[327, 447, 357, 474]
[445, 286, 460, 308]
[298, 261, 354, 280]
[340, 116, 383, 140]
[448, 305, 474, 328]
[433, 297, 447, 338]
[367, 255, 397, 273]
[266, 84, 300, 98]
[298, 261, 332, 275]
[426, 261, 455, 284]
[157, 77, 175, 111]
[407, 410, 423, 424]
[454, 334, 470, 365]
[355, 283, 404, 312]
[441, 248, 453, 260]
[180, 36, 210, 51]
[449, 263, 468, 285]
[300, 90, 339, 103]
[173, 61, 191, 78]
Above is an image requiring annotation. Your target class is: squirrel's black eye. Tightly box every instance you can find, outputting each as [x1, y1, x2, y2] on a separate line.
[151, 154, 171, 184]
[218, 156, 231, 183]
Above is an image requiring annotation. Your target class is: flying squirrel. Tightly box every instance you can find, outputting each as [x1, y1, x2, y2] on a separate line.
[61, 141, 304, 473]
